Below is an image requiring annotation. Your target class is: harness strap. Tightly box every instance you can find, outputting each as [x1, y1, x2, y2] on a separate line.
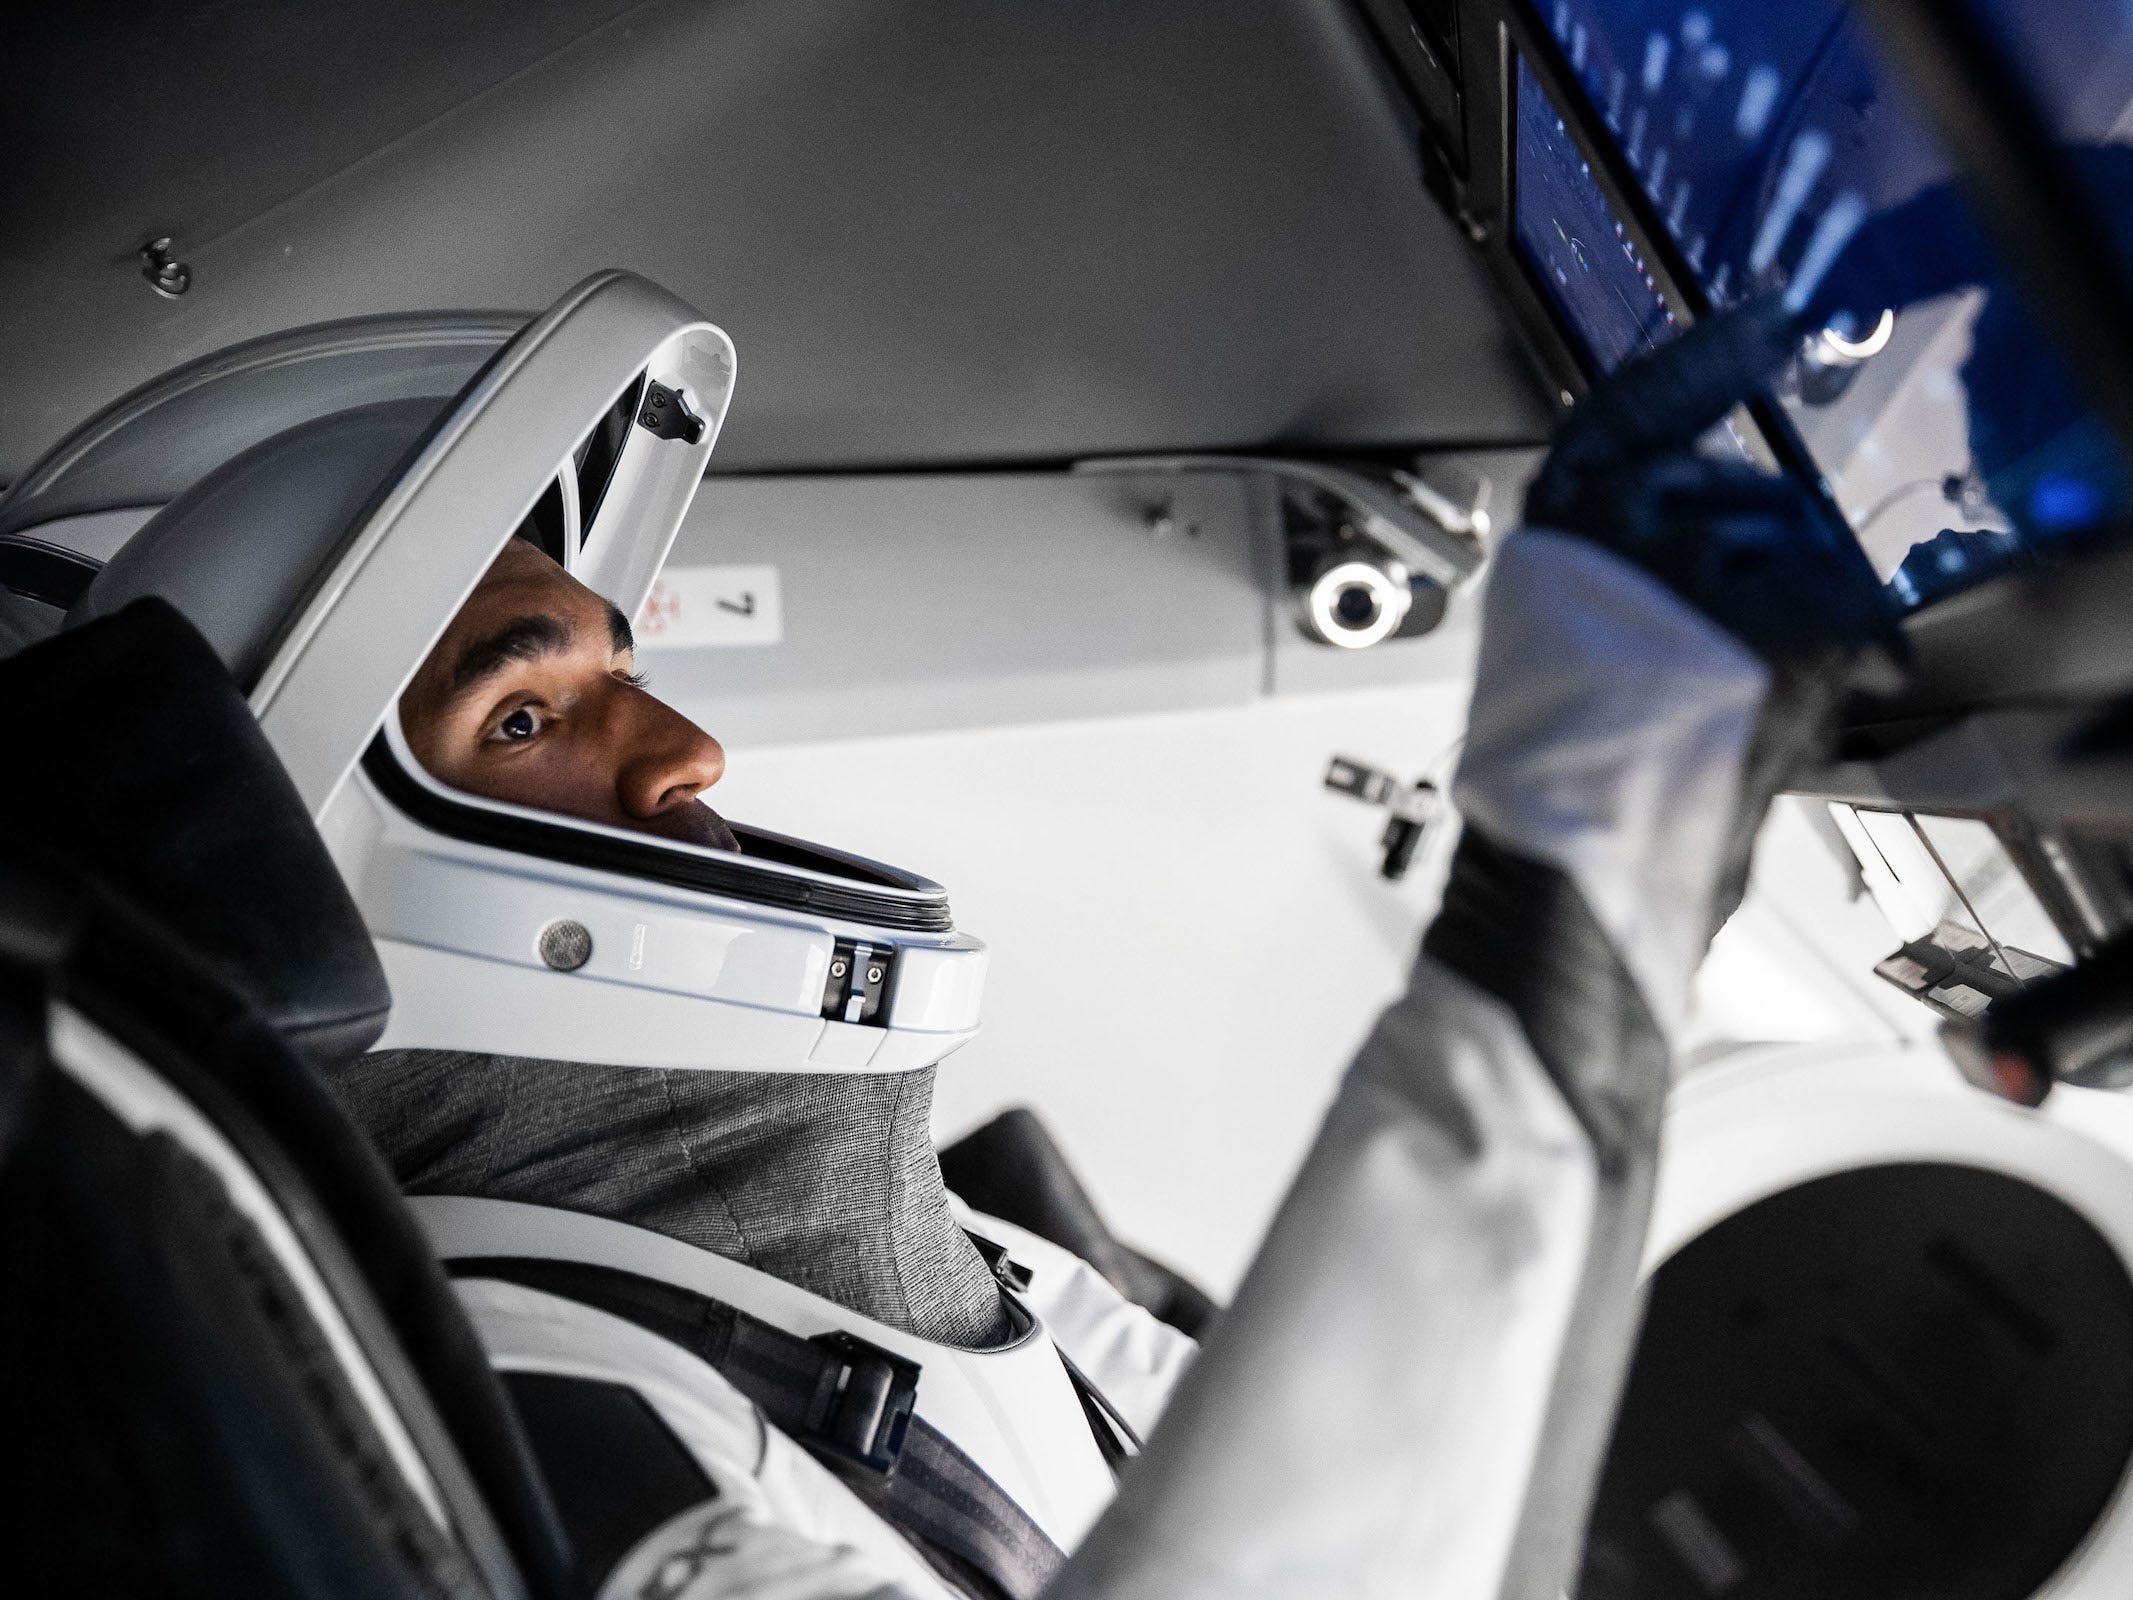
[1056, 1346, 1140, 1477]
[964, 1226, 1139, 1480]
[451, 1256, 1066, 1600]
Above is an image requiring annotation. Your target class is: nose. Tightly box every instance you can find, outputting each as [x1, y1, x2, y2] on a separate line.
[614, 690, 726, 822]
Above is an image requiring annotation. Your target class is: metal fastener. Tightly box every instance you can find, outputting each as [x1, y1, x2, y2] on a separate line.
[538, 919, 594, 971]
[139, 237, 191, 299]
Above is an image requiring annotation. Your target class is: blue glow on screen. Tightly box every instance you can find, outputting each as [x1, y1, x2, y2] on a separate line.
[1518, 0, 2133, 608]
[1512, 57, 1679, 374]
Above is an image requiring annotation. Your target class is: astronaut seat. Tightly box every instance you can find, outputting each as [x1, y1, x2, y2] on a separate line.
[0, 599, 588, 1598]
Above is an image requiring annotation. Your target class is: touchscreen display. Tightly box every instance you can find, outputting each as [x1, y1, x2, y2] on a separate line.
[1513, 53, 1764, 467]
[1517, 0, 2133, 612]
[1513, 55, 1679, 374]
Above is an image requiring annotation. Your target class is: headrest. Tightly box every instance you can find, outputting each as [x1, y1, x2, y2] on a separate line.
[70, 399, 442, 690]
[0, 598, 390, 1066]
[0, 311, 520, 544]
[0, 588, 60, 658]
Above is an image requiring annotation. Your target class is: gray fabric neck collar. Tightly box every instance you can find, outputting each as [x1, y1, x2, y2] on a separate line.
[330, 1051, 1012, 1349]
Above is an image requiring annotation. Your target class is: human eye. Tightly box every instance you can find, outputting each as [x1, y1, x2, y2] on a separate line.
[485, 701, 551, 746]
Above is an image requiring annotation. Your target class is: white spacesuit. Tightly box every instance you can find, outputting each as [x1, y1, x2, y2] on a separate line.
[51, 270, 1885, 1598]
[379, 294, 1876, 1600]
[48, 271, 1188, 1597]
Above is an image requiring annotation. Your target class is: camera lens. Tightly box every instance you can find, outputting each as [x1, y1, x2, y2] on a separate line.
[1334, 584, 1380, 628]
[1302, 556, 1411, 648]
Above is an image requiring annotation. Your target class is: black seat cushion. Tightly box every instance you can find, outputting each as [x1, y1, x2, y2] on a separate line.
[939, 1107, 1218, 1338]
[0, 597, 580, 1597]
[0, 1051, 481, 1600]
[0, 597, 389, 1065]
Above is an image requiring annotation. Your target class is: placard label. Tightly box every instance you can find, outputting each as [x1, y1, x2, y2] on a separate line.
[635, 564, 783, 648]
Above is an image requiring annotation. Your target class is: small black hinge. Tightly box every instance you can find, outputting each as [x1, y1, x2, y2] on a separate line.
[638, 381, 706, 443]
[966, 1232, 1035, 1294]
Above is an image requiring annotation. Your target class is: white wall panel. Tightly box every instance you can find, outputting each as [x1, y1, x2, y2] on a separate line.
[705, 683, 1469, 1295]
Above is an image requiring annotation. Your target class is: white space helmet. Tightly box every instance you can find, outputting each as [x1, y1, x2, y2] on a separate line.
[24, 271, 987, 1076]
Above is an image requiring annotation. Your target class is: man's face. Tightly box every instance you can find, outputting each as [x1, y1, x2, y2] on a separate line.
[399, 540, 739, 851]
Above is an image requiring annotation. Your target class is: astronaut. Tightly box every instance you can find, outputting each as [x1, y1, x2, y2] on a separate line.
[0, 268, 1198, 1596]
[5, 249, 1895, 1594]
[283, 278, 1888, 1599]
[329, 527, 1189, 1594]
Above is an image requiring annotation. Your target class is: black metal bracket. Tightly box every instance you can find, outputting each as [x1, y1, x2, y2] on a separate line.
[637, 381, 706, 444]
[1326, 754, 1446, 881]
[820, 940, 896, 1026]
[803, 1333, 921, 1476]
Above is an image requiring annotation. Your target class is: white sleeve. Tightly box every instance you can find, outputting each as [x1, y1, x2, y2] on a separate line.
[1046, 957, 1599, 1600]
[1453, 530, 1768, 1038]
[1049, 531, 1765, 1600]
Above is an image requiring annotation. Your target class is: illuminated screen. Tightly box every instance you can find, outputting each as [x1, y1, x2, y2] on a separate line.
[1515, 0, 2133, 612]
[1513, 55, 1679, 374]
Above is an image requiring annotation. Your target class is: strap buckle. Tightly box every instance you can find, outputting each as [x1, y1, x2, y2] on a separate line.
[803, 1332, 921, 1475]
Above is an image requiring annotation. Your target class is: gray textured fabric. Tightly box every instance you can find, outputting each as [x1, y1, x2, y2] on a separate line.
[330, 1052, 1012, 1349]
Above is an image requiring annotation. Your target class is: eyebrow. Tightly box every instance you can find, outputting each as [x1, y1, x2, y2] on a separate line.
[448, 613, 574, 696]
[444, 603, 639, 703]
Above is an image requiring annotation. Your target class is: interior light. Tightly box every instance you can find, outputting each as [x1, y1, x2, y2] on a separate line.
[1816, 307, 1896, 363]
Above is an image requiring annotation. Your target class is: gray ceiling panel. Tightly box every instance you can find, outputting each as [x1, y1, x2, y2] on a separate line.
[1, 1, 1550, 479]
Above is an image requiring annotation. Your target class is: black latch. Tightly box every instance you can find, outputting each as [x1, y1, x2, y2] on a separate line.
[803, 1332, 921, 1475]
[638, 380, 706, 443]
[820, 940, 896, 1025]
[1325, 754, 1444, 881]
